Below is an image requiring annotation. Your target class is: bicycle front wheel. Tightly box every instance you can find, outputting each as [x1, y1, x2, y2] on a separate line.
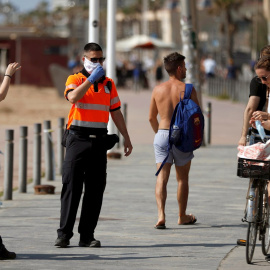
[261, 186, 270, 255]
[246, 222, 258, 264]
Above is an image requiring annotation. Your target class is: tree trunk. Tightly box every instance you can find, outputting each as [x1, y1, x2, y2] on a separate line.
[225, 8, 234, 59]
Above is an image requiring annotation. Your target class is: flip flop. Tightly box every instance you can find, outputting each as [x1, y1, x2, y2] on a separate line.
[155, 224, 166, 229]
[180, 215, 197, 225]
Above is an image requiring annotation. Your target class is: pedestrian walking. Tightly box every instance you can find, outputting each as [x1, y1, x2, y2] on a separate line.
[149, 52, 201, 229]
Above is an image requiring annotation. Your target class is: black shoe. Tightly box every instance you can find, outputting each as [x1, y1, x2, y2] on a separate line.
[266, 254, 270, 263]
[0, 245, 16, 260]
[54, 237, 70, 248]
[79, 238, 101, 247]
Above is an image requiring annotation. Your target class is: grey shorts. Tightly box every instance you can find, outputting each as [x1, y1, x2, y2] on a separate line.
[154, 129, 194, 166]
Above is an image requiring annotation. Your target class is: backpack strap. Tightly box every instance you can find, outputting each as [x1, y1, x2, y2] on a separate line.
[183, 84, 193, 100]
[155, 152, 170, 176]
[155, 103, 179, 176]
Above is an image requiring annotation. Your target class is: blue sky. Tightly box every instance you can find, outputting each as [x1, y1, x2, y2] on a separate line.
[9, 0, 51, 13]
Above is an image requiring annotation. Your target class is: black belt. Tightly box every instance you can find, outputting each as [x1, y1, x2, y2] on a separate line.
[69, 130, 106, 139]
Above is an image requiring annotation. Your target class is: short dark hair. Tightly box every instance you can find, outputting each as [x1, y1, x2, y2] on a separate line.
[84, 43, 103, 53]
[255, 55, 270, 71]
[163, 52, 185, 76]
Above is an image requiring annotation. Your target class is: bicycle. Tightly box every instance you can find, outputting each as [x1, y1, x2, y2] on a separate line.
[237, 131, 270, 264]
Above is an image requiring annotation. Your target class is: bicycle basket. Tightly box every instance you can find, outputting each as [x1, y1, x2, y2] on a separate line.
[237, 157, 270, 179]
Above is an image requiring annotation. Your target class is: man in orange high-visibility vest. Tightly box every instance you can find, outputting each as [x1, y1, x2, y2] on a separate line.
[55, 43, 133, 248]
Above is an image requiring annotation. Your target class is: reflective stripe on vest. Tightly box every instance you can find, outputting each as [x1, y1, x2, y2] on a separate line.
[111, 96, 120, 107]
[65, 84, 77, 90]
[75, 102, 110, 112]
[71, 119, 107, 129]
[65, 74, 121, 130]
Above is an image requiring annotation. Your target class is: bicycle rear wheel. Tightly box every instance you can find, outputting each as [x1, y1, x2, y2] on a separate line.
[261, 186, 270, 255]
[246, 179, 260, 264]
[246, 222, 258, 264]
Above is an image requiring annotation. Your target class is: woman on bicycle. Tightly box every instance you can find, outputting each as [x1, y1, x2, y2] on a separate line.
[250, 55, 270, 204]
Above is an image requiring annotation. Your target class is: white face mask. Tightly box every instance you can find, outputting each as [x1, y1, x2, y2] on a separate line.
[84, 57, 100, 74]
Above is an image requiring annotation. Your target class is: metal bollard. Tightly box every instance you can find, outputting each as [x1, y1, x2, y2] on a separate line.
[57, 117, 65, 175]
[3, 130, 14, 200]
[44, 120, 55, 181]
[33, 123, 42, 186]
[207, 102, 212, 145]
[19, 126, 28, 193]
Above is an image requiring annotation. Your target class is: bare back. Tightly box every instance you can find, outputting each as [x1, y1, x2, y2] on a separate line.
[149, 78, 200, 131]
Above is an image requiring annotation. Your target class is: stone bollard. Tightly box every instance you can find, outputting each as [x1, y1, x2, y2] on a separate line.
[19, 126, 28, 193]
[57, 117, 65, 175]
[44, 120, 55, 181]
[33, 123, 42, 186]
[207, 102, 212, 145]
[3, 130, 14, 200]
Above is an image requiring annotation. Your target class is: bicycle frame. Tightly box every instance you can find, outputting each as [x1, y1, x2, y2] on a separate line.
[246, 179, 260, 223]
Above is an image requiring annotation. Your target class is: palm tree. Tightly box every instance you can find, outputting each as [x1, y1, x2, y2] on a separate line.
[18, 1, 53, 35]
[208, 0, 243, 59]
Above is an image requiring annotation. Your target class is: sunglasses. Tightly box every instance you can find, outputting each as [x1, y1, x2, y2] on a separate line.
[84, 56, 105, 63]
[256, 74, 270, 83]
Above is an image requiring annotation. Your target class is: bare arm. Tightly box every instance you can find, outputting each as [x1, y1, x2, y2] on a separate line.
[110, 109, 133, 156]
[0, 62, 21, 102]
[238, 96, 260, 146]
[149, 90, 159, 133]
[191, 87, 200, 106]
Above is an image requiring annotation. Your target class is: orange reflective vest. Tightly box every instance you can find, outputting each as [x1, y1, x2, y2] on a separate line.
[64, 71, 121, 131]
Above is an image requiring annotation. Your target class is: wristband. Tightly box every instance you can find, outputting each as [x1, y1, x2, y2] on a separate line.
[4, 74, 12, 78]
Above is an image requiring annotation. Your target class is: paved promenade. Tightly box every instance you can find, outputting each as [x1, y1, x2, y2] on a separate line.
[0, 145, 268, 269]
[0, 89, 269, 269]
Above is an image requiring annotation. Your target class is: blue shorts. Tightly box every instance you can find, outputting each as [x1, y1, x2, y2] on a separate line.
[154, 129, 194, 166]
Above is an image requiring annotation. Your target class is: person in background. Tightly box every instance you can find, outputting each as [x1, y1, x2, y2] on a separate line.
[0, 61, 21, 260]
[154, 59, 164, 85]
[203, 55, 216, 78]
[225, 58, 237, 80]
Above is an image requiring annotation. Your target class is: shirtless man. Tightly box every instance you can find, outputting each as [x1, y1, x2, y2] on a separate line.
[149, 52, 200, 229]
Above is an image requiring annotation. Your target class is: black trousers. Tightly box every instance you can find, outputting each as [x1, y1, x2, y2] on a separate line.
[57, 132, 107, 241]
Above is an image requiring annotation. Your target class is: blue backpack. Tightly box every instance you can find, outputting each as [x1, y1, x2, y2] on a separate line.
[155, 84, 204, 176]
